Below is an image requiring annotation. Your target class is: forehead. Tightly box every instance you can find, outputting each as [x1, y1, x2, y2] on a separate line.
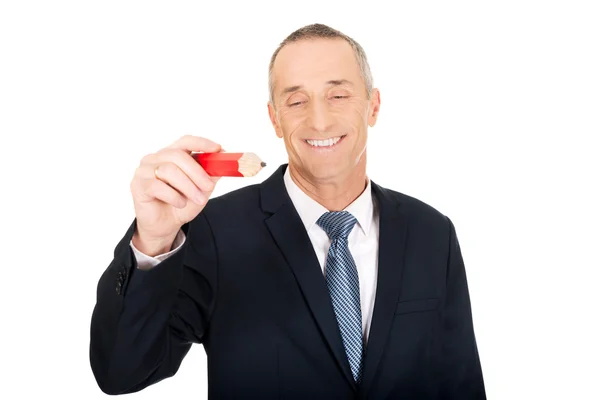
[272, 38, 361, 90]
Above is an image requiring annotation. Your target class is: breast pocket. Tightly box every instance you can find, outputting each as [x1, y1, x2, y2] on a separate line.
[395, 298, 439, 315]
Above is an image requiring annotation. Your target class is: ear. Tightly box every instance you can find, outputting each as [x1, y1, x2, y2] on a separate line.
[367, 88, 381, 127]
[268, 102, 283, 138]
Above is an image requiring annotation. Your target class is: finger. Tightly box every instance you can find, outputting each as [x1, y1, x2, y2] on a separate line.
[153, 162, 207, 206]
[145, 178, 188, 209]
[155, 149, 216, 192]
[168, 135, 222, 153]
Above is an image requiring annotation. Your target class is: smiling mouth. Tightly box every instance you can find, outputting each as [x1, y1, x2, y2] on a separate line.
[304, 135, 347, 148]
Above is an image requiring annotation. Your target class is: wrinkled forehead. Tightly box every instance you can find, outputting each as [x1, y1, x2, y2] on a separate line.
[272, 39, 363, 97]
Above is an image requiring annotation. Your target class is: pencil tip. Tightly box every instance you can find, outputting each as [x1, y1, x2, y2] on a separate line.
[261, 162, 267, 167]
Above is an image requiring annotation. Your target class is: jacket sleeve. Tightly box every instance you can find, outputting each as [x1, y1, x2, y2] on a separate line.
[438, 217, 486, 399]
[89, 212, 218, 395]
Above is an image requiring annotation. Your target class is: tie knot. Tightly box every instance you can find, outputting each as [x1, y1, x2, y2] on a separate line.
[316, 211, 357, 240]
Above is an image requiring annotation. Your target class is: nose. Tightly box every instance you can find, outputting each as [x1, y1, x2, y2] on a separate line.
[307, 98, 334, 133]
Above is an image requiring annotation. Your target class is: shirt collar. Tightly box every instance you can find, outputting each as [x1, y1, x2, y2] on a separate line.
[283, 166, 374, 236]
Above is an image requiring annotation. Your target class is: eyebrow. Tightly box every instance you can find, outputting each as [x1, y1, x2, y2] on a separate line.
[326, 79, 353, 87]
[280, 79, 354, 96]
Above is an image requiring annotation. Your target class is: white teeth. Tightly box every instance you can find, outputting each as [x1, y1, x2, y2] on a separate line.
[306, 136, 342, 147]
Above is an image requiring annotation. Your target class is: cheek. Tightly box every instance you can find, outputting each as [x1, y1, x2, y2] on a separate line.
[332, 103, 369, 136]
[278, 111, 305, 136]
[347, 100, 369, 124]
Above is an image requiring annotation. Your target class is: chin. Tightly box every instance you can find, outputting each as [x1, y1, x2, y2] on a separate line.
[305, 160, 349, 182]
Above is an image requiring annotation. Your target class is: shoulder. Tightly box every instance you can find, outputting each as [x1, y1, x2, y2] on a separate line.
[373, 182, 452, 233]
[207, 182, 261, 208]
[197, 182, 264, 224]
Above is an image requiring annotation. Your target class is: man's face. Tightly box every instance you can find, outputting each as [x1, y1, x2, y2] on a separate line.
[268, 38, 380, 184]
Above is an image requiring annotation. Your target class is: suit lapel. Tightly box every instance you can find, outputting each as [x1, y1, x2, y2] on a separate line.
[261, 165, 358, 390]
[360, 182, 408, 395]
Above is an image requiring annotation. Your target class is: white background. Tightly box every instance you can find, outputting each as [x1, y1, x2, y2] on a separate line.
[1, 1, 599, 398]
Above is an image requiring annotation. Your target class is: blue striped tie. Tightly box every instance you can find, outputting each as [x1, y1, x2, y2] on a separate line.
[317, 211, 363, 383]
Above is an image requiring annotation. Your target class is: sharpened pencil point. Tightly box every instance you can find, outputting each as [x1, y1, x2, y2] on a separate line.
[261, 162, 266, 167]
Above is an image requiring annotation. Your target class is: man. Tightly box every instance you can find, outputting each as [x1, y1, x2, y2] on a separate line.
[90, 23, 486, 399]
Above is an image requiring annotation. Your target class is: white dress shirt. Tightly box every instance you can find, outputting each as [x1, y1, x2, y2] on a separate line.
[130, 167, 380, 340]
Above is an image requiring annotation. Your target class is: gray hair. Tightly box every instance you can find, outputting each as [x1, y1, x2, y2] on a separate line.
[268, 23, 373, 105]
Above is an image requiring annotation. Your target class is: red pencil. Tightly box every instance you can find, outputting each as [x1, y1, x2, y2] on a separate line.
[192, 152, 266, 177]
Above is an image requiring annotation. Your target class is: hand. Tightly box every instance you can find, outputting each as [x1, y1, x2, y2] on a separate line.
[130, 135, 222, 256]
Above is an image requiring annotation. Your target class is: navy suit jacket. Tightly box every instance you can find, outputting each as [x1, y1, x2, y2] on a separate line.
[90, 164, 486, 399]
